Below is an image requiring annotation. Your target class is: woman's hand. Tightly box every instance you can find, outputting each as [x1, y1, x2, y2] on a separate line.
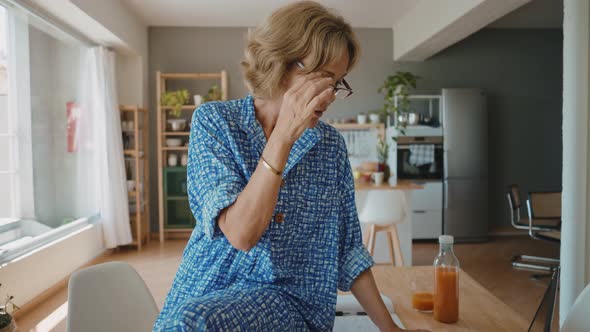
[350, 270, 431, 332]
[273, 72, 336, 144]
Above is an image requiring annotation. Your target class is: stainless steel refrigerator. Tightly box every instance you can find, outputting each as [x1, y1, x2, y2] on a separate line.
[443, 88, 488, 241]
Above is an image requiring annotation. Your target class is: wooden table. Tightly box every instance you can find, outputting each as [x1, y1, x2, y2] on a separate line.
[372, 266, 529, 331]
[354, 179, 424, 191]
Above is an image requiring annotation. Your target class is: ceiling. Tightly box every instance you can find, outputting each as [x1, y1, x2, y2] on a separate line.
[121, 0, 418, 28]
[489, 0, 563, 29]
[122, 0, 562, 29]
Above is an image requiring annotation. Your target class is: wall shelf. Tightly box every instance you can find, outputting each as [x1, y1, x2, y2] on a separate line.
[166, 196, 189, 201]
[163, 132, 190, 136]
[120, 105, 150, 251]
[161, 105, 198, 111]
[162, 147, 188, 151]
[332, 123, 385, 138]
[156, 70, 228, 242]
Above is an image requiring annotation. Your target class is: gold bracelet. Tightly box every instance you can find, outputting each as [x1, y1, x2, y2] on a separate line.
[260, 156, 282, 176]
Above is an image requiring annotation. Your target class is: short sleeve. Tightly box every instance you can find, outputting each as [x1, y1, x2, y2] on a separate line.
[187, 104, 246, 239]
[337, 138, 374, 291]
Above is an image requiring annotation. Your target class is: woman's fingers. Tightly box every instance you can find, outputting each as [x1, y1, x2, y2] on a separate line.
[275, 70, 336, 144]
[289, 72, 325, 95]
[300, 77, 333, 107]
[306, 87, 335, 116]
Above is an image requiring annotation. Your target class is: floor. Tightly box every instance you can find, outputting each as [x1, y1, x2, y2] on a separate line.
[16, 235, 560, 332]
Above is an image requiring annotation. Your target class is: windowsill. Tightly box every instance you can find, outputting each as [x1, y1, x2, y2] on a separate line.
[0, 215, 99, 265]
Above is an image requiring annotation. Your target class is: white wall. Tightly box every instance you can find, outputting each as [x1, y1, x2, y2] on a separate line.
[2, 224, 104, 307]
[560, 0, 590, 325]
[25, 0, 149, 106]
[70, 0, 148, 107]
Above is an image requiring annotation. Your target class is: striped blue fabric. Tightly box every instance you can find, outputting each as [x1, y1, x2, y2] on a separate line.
[153, 95, 374, 331]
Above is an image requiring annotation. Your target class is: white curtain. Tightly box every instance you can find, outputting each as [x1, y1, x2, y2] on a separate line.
[79, 46, 131, 248]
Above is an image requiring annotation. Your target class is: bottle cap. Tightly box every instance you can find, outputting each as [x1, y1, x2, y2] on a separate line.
[439, 235, 454, 244]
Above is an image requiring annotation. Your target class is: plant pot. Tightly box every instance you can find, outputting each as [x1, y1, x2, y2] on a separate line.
[357, 114, 367, 124]
[0, 317, 17, 332]
[369, 114, 380, 124]
[193, 95, 203, 107]
[167, 119, 187, 132]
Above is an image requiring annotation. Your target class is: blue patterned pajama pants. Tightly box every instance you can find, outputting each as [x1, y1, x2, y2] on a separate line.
[156, 287, 310, 331]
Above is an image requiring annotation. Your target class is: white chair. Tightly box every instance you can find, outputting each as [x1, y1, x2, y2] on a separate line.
[358, 190, 406, 266]
[561, 282, 590, 332]
[67, 261, 159, 332]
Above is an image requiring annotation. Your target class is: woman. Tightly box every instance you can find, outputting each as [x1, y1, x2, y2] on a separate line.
[154, 2, 424, 331]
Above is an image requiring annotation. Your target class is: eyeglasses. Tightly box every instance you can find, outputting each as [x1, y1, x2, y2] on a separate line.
[295, 61, 353, 100]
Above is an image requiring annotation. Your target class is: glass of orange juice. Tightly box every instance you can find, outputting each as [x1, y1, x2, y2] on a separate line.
[410, 269, 434, 312]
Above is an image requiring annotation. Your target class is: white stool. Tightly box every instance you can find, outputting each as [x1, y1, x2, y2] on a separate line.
[358, 190, 406, 267]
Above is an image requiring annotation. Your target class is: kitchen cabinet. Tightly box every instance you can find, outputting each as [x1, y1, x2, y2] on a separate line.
[411, 181, 443, 239]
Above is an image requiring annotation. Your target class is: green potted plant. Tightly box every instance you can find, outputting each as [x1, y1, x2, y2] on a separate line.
[202, 85, 222, 102]
[378, 71, 420, 132]
[161, 89, 189, 131]
[376, 137, 390, 180]
[0, 286, 19, 332]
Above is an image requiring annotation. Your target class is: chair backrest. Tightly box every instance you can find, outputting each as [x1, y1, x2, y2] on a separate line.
[506, 184, 522, 225]
[358, 190, 406, 225]
[561, 282, 590, 332]
[507, 184, 522, 210]
[528, 191, 562, 219]
[67, 261, 159, 332]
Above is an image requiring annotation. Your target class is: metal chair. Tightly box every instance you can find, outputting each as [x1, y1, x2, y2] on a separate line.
[526, 191, 561, 244]
[507, 185, 560, 277]
[527, 266, 560, 332]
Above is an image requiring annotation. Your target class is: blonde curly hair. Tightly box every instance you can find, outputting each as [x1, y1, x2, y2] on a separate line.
[241, 1, 359, 100]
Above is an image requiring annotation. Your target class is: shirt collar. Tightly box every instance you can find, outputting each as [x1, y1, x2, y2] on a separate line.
[240, 95, 321, 177]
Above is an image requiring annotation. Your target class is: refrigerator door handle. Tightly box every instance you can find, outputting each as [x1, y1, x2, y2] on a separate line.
[443, 150, 449, 179]
[444, 181, 449, 209]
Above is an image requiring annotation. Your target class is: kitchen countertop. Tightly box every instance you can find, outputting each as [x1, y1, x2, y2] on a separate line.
[354, 179, 424, 191]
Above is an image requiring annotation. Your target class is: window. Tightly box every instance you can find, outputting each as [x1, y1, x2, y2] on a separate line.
[0, 5, 16, 219]
[0, 2, 98, 262]
[0, 2, 95, 220]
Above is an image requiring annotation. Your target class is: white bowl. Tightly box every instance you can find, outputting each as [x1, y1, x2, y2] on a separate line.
[166, 138, 182, 147]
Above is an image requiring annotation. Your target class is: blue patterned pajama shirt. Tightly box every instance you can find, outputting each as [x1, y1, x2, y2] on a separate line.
[153, 95, 374, 331]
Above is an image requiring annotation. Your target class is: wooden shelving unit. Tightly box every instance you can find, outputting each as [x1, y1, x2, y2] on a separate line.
[332, 123, 385, 138]
[120, 105, 150, 250]
[156, 70, 228, 242]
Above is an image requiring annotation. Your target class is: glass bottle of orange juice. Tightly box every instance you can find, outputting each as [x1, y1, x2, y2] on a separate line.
[433, 235, 459, 324]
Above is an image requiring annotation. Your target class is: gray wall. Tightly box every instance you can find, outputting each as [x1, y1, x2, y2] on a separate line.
[148, 27, 562, 232]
